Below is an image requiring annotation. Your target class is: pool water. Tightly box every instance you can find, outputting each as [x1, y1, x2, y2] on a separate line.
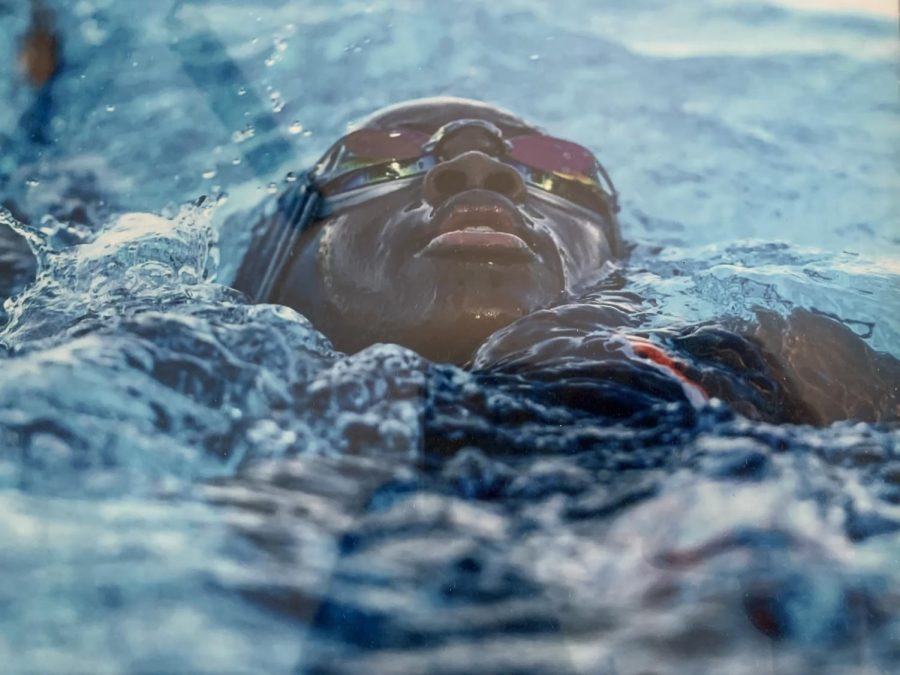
[0, 1, 898, 673]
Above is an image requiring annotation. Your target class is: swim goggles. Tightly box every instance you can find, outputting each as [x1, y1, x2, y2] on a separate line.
[236, 120, 621, 304]
[310, 119, 620, 218]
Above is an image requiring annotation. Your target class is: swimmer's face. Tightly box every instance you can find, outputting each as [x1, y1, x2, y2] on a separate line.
[274, 98, 621, 363]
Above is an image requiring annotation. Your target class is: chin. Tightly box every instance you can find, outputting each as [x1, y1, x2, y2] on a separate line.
[391, 282, 550, 364]
[396, 311, 517, 364]
[365, 258, 558, 362]
[319, 242, 566, 363]
[421, 254, 559, 305]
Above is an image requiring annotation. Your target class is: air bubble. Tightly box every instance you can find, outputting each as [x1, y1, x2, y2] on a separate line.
[202, 169, 217, 180]
[289, 121, 304, 135]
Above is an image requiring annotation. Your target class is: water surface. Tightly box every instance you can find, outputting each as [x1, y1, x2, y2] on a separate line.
[0, 1, 898, 673]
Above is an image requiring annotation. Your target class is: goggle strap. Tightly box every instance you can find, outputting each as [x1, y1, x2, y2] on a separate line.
[594, 160, 620, 212]
[238, 175, 319, 303]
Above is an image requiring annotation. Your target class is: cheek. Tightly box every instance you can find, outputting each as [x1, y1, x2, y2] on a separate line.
[323, 208, 414, 291]
[545, 214, 613, 286]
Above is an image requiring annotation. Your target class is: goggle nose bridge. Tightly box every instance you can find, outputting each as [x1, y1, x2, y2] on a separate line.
[422, 118, 512, 158]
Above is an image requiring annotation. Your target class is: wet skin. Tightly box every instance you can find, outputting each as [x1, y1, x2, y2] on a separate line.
[271, 98, 622, 364]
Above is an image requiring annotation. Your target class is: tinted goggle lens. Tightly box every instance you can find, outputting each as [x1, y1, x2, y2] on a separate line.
[340, 128, 431, 162]
[506, 135, 598, 179]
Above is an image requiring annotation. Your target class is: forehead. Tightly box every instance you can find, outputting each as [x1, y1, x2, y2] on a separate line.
[358, 97, 540, 136]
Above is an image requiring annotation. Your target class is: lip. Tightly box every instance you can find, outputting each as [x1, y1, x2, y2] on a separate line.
[416, 191, 538, 265]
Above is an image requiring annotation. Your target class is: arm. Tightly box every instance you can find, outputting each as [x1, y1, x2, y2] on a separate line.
[670, 309, 898, 425]
[747, 308, 899, 425]
[472, 302, 898, 426]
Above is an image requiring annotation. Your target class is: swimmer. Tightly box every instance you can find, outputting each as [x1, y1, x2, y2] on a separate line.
[235, 98, 622, 364]
[18, 0, 60, 89]
[235, 97, 898, 424]
[16, 0, 62, 145]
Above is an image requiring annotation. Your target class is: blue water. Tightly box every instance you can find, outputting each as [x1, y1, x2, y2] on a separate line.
[1, 1, 898, 673]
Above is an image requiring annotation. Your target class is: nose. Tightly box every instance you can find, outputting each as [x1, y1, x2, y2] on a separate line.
[423, 151, 527, 206]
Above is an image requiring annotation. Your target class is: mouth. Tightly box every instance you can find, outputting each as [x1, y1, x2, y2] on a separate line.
[416, 192, 538, 265]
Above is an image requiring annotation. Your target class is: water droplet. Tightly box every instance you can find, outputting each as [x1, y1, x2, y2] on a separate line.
[270, 91, 285, 113]
[231, 125, 255, 144]
[285, 172, 298, 183]
[232, 157, 242, 166]
[267, 182, 279, 194]
[529, 53, 540, 61]
[82, 19, 108, 46]
[289, 121, 304, 135]
[25, 178, 40, 188]
[264, 56, 277, 67]
[105, 104, 116, 112]
[237, 86, 247, 97]
[202, 169, 217, 180]
[274, 37, 288, 53]
[388, 131, 402, 138]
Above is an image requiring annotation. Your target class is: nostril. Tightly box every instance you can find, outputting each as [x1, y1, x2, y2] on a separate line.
[433, 169, 467, 197]
[484, 172, 517, 197]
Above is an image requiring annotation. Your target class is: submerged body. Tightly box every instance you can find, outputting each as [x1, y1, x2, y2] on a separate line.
[16, 0, 61, 145]
[19, 0, 60, 89]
